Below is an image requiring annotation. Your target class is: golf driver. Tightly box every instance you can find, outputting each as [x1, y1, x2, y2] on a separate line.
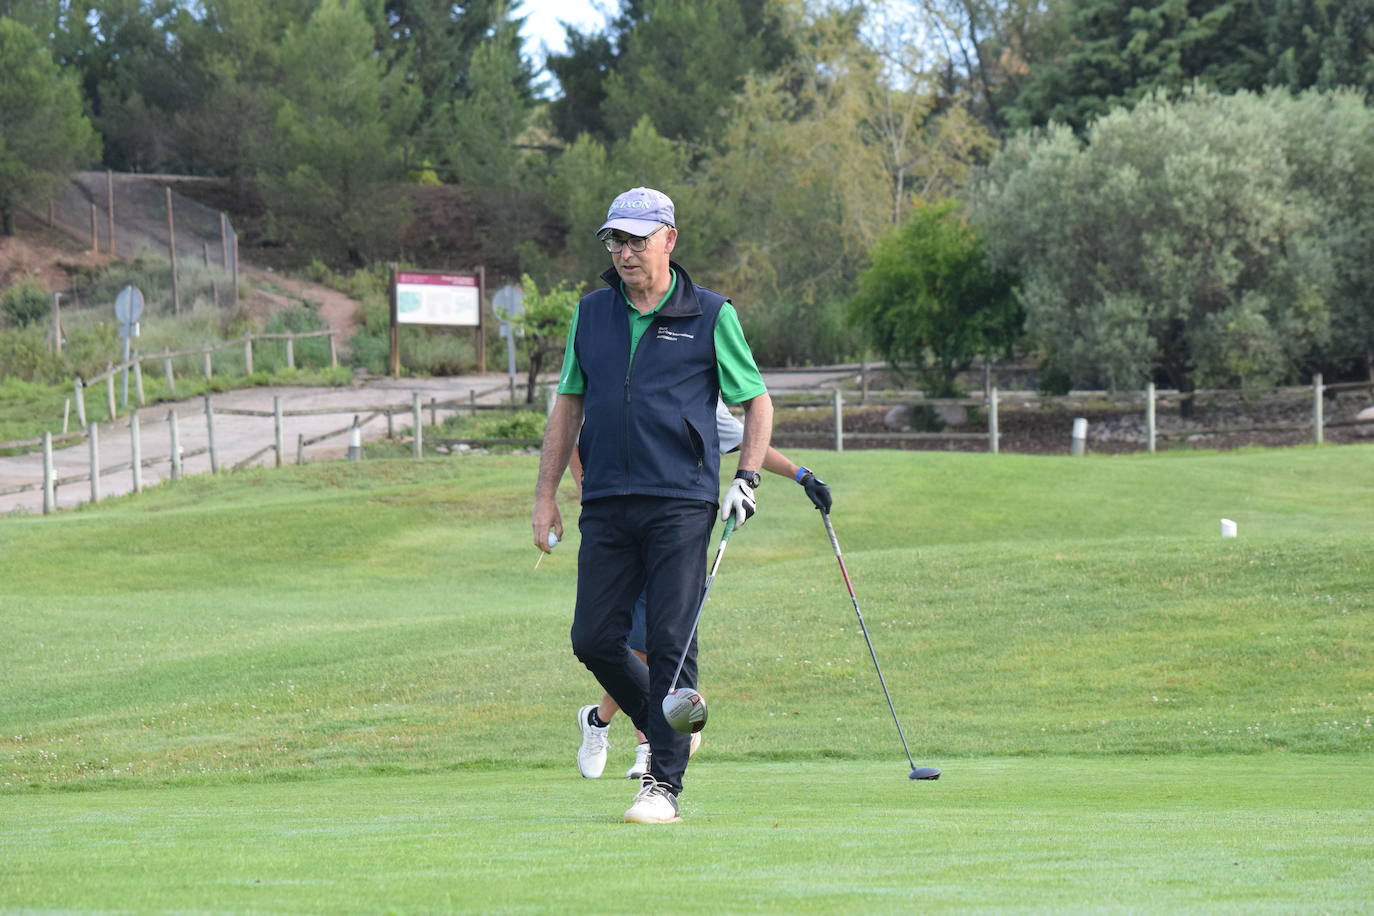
[822, 512, 941, 781]
[661, 517, 737, 734]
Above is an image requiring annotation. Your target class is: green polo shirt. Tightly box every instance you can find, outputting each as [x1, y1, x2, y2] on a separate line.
[556, 269, 768, 404]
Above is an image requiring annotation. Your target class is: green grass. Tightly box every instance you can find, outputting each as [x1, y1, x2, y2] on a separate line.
[1, 446, 1372, 911]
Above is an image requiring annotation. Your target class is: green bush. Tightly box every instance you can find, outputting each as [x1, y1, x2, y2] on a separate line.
[2, 279, 51, 328]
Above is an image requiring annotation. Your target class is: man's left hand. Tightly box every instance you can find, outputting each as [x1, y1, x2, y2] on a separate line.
[798, 469, 832, 513]
[721, 477, 757, 527]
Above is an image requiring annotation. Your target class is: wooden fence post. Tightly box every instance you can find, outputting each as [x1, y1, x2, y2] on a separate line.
[328, 333, 338, 368]
[832, 388, 844, 452]
[74, 376, 87, 428]
[1146, 382, 1157, 453]
[412, 392, 423, 459]
[203, 345, 213, 380]
[89, 422, 101, 504]
[1071, 418, 1088, 456]
[988, 387, 999, 454]
[169, 410, 182, 480]
[42, 432, 55, 514]
[163, 350, 175, 395]
[106, 169, 116, 257]
[273, 396, 283, 468]
[204, 395, 218, 473]
[166, 186, 181, 317]
[244, 337, 254, 375]
[130, 413, 142, 494]
[286, 336, 295, 370]
[105, 367, 116, 421]
[1313, 373, 1324, 444]
[133, 357, 145, 406]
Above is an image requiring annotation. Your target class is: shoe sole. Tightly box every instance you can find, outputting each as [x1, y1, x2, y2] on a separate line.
[623, 813, 683, 824]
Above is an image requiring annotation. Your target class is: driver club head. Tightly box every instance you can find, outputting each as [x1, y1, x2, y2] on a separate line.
[662, 687, 708, 734]
[909, 766, 942, 780]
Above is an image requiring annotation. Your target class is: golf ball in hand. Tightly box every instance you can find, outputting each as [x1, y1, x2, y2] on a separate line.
[547, 532, 559, 549]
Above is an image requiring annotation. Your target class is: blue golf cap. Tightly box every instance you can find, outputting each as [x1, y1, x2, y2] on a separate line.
[597, 187, 675, 238]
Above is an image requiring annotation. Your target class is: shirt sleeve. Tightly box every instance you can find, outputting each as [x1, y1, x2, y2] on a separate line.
[714, 302, 767, 404]
[715, 398, 744, 453]
[556, 303, 585, 395]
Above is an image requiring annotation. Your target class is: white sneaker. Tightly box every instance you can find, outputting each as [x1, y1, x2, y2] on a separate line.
[576, 705, 609, 779]
[689, 731, 701, 757]
[623, 775, 682, 824]
[626, 742, 651, 779]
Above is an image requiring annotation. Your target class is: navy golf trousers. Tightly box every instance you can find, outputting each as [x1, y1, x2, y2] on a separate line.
[570, 495, 715, 796]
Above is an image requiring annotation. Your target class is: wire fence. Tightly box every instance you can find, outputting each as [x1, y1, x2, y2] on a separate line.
[36, 171, 240, 319]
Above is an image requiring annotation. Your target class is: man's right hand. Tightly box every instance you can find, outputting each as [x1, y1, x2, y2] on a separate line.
[532, 500, 562, 553]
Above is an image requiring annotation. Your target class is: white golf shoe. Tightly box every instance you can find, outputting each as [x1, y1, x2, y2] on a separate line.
[576, 705, 610, 779]
[623, 775, 681, 824]
[626, 742, 651, 779]
[627, 731, 698, 779]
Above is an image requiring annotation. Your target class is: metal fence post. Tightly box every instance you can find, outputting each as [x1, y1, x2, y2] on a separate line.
[1071, 418, 1088, 456]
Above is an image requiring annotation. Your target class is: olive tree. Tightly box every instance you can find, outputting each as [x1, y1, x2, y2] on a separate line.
[967, 88, 1333, 394]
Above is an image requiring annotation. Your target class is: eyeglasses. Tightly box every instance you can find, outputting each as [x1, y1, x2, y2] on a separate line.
[602, 224, 667, 253]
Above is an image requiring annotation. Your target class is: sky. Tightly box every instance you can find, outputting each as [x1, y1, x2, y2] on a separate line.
[519, 0, 613, 63]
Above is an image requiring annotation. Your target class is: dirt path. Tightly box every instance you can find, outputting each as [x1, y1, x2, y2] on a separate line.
[239, 267, 362, 347]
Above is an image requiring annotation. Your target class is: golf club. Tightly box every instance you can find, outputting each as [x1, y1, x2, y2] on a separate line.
[662, 516, 737, 734]
[821, 511, 941, 781]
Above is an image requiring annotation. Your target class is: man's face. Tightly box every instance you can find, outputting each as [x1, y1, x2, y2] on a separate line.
[606, 224, 677, 292]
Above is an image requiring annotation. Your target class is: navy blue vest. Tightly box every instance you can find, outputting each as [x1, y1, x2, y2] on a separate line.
[575, 263, 727, 504]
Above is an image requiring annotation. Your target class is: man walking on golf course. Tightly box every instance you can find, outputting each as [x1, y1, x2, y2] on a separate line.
[532, 187, 773, 823]
[569, 403, 833, 781]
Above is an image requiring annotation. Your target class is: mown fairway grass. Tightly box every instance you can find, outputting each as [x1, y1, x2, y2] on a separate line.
[1, 446, 1372, 912]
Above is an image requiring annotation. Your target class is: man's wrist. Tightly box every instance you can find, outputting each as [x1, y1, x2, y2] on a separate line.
[734, 468, 761, 488]
[794, 466, 810, 483]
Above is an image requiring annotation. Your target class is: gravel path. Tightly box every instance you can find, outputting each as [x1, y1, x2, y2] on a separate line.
[0, 375, 518, 515]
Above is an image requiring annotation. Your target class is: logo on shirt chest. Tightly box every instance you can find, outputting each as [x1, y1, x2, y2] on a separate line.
[655, 328, 696, 343]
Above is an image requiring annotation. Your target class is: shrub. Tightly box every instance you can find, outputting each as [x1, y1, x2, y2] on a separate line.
[2, 279, 50, 328]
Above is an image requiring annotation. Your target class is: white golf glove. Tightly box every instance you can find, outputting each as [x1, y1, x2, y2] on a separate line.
[721, 475, 757, 527]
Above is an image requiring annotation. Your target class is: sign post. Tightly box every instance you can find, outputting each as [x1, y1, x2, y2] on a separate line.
[114, 285, 144, 409]
[492, 283, 524, 402]
[390, 269, 485, 377]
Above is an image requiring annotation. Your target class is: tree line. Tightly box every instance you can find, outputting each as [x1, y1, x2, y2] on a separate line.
[1, 0, 1372, 386]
